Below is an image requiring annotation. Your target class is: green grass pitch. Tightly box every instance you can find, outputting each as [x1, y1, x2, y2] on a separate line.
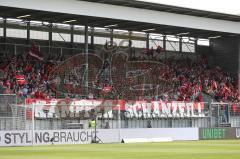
[0, 140, 240, 159]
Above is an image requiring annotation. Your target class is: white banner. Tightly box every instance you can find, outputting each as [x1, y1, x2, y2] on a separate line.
[0, 128, 198, 146]
[0, 129, 120, 146]
[121, 128, 199, 141]
[125, 101, 205, 118]
[25, 99, 205, 118]
[25, 99, 123, 118]
[236, 128, 240, 138]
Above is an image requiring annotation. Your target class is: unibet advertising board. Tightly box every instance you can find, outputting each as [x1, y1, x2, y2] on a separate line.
[199, 128, 240, 140]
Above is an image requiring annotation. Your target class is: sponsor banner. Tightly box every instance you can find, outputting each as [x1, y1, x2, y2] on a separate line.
[121, 128, 199, 141]
[0, 129, 120, 146]
[25, 99, 205, 118]
[199, 128, 240, 140]
[0, 128, 198, 146]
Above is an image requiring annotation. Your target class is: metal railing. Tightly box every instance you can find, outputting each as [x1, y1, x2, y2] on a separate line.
[1, 94, 239, 131]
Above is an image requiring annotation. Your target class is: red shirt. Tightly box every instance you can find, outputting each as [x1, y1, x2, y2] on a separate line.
[35, 91, 45, 99]
[25, 65, 32, 72]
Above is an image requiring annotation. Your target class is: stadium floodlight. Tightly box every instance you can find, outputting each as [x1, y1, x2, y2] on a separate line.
[63, 19, 77, 23]
[17, 14, 31, 19]
[177, 32, 190, 36]
[208, 35, 221, 39]
[142, 28, 155, 32]
[104, 24, 118, 28]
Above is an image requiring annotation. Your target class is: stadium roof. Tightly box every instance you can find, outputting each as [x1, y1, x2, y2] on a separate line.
[0, 0, 240, 38]
[84, 0, 240, 22]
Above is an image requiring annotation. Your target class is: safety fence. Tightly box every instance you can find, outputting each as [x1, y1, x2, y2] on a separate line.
[0, 95, 239, 131]
[0, 95, 240, 146]
[0, 43, 85, 58]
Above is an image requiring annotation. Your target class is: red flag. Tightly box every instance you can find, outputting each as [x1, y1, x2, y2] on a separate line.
[29, 44, 44, 61]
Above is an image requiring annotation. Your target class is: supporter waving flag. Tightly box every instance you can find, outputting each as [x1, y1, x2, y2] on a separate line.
[28, 43, 44, 61]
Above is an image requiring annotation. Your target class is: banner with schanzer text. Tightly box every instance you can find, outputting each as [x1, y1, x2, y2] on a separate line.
[125, 101, 205, 118]
[25, 99, 206, 118]
[25, 99, 124, 118]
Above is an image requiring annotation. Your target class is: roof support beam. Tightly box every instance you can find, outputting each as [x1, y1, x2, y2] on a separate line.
[146, 33, 149, 49]
[48, 23, 52, 54]
[179, 36, 182, 53]
[70, 24, 74, 48]
[84, 23, 89, 94]
[2, 18, 7, 53]
[163, 35, 166, 51]
[3, 18, 7, 39]
[26, 21, 30, 44]
[90, 27, 94, 48]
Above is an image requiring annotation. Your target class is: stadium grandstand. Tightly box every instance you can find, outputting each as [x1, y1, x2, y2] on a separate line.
[0, 0, 239, 149]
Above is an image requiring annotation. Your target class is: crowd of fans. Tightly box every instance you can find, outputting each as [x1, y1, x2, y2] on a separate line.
[157, 56, 239, 102]
[0, 46, 239, 103]
[0, 51, 64, 103]
[111, 50, 239, 102]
